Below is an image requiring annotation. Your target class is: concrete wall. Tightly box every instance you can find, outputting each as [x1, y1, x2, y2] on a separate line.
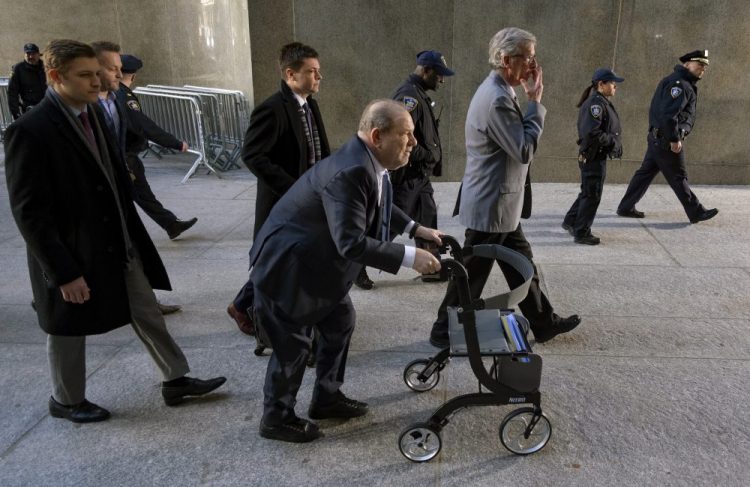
[247, 0, 750, 184]
[0, 0, 254, 105]
[3, 0, 748, 183]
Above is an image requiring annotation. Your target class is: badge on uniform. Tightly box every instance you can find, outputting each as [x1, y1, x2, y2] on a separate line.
[403, 96, 418, 112]
[590, 105, 602, 119]
[670, 86, 682, 99]
[127, 99, 141, 111]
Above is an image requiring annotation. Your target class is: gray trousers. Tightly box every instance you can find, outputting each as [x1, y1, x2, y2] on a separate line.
[47, 256, 189, 405]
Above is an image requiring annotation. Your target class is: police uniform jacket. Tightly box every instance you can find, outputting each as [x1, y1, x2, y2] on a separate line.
[4, 94, 170, 336]
[577, 91, 622, 161]
[249, 136, 410, 326]
[390, 73, 442, 183]
[458, 71, 545, 233]
[649, 65, 699, 143]
[242, 80, 330, 237]
[7, 61, 46, 118]
[116, 83, 183, 155]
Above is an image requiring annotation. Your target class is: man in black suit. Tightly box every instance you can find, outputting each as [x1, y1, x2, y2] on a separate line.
[249, 100, 442, 443]
[4, 39, 225, 424]
[227, 42, 330, 336]
[92, 42, 197, 242]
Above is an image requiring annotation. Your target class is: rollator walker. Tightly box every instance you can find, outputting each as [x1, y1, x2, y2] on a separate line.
[398, 236, 552, 462]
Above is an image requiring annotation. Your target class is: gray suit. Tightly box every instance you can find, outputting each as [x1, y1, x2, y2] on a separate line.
[433, 71, 566, 342]
[459, 71, 545, 232]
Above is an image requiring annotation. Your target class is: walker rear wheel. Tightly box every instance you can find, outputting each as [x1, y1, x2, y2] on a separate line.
[499, 407, 551, 455]
[398, 422, 442, 462]
[403, 359, 440, 392]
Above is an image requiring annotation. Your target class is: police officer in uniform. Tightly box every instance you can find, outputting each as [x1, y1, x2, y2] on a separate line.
[617, 50, 717, 224]
[115, 54, 198, 241]
[355, 50, 454, 290]
[7, 43, 47, 120]
[562, 68, 623, 245]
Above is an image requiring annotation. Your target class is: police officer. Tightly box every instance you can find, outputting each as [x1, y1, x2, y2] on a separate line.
[617, 50, 717, 224]
[115, 53, 198, 241]
[562, 68, 624, 245]
[356, 50, 454, 287]
[7, 43, 47, 119]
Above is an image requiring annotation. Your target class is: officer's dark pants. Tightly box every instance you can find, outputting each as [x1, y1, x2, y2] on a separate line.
[392, 173, 438, 251]
[128, 154, 178, 230]
[433, 224, 558, 339]
[254, 289, 355, 426]
[618, 135, 705, 220]
[563, 158, 607, 237]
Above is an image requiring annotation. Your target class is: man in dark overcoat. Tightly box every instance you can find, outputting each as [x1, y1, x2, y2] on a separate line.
[227, 42, 330, 335]
[4, 39, 225, 423]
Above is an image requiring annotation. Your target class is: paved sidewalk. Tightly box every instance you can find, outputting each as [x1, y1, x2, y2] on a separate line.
[1, 152, 748, 486]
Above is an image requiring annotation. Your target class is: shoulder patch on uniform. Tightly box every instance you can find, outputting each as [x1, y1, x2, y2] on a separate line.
[126, 99, 141, 111]
[670, 86, 682, 99]
[590, 104, 602, 119]
[403, 96, 418, 112]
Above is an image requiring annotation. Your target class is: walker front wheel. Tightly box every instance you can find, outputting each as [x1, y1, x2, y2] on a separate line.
[499, 407, 552, 455]
[398, 422, 442, 462]
[403, 359, 440, 392]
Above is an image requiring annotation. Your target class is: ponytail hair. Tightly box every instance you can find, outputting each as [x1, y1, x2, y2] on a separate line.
[576, 83, 595, 108]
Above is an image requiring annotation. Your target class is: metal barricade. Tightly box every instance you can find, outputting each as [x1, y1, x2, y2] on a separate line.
[183, 85, 252, 168]
[148, 84, 249, 170]
[137, 86, 228, 170]
[132, 90, 220, 183]
[0, 78, 13, 136]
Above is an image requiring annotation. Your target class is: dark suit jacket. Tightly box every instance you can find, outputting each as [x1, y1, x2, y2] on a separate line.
[4, 96, 170, 336]
[249, 136, 410, 325]
[241, 81, 330, 237]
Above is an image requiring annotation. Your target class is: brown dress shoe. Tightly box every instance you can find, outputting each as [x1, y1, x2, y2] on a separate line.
[227, 303, 255, 336]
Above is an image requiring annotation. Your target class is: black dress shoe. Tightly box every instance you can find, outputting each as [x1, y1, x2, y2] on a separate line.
[157, 301, 182, 315]
[227, 303, 255, 336]
[167, 217, 198, 240]
[429, 328, 449, 349]
[689, 208, 718, 224]
[561, 222, 575, 236]
[616, 208, 645, 218]
[534, 315, 581, 343]
[308, 392, 369, 420]
[574, 234, 600, 245]
[354, 268, 374, 290]
[259, 417, 323, 443]
[162, 376, 227, 406]
[49, 397, 110, 423]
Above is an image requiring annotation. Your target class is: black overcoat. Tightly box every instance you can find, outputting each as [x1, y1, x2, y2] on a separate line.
[241, 81, 330, 238]
[4, 96, 171, 336]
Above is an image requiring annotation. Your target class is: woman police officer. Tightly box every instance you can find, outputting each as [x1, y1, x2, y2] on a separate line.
[562, 68, 624, 245]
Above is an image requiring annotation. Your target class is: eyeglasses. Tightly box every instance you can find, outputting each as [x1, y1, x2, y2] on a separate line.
[512, 54, 537, 66]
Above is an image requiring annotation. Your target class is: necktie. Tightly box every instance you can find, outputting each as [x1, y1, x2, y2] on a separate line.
[78, 111, 98, 152]
[380, 172, 392, 241]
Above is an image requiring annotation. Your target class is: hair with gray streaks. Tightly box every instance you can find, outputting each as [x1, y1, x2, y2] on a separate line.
[358, 99, 407, 133]
[488, 27, 536, 69]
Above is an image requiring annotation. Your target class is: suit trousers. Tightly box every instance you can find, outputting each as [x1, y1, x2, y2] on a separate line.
[254, 288, 355, 426]
[127, 153, 178, 230]
[392, 174, 438, 251]
[47, 254, 189, 405]
[617, 135, 705, 220]
[563, 158, 607, 237]
[433, 224, 557, 338]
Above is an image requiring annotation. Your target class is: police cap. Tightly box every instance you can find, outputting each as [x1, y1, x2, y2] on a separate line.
[416, 50, 455, 76]
[120, 54, 143, 74]
[23, 43, 40, 53]
[679, 50, 709, 65]
[592, 67, 624, 83]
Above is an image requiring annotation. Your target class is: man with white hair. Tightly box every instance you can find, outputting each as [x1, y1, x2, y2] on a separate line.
[430, 27, 580, 348]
